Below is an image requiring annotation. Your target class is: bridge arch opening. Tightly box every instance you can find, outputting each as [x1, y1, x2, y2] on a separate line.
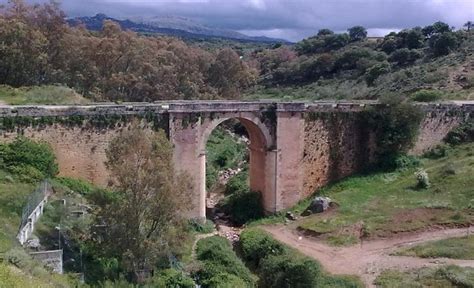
[199, 116, 275, 223]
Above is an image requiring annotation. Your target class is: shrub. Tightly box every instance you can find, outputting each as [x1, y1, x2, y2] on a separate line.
[0, 137, 58, 179]
[364, 100, 424, 170]
[148, 269, 195, 288]
[424, 144, 450, 159]
[195, 236, 255, 286]
[188, 218, 215, 234]
[220, 190, 264, 225]
[393, 154, 420, 170]
[224, 170, 249, 195]
[411, 89, 442, 102]
[240, 229, 287, 268]
[56, 177, 95, 195]
[259, 253, 321, 288]
[240, 229, 363, 288]
[415, 168, 430, 189]
[365, 62, 390, 86]
[199, 271, 248, 288]
[445, 121, 474, 145]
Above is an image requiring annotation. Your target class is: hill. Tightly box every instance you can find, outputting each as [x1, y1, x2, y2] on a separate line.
[246, 24, 474, 101]
[68, 13, 290, 44]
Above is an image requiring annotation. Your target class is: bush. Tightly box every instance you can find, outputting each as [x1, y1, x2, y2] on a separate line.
[240, 229, 287, 268]
[199, 271, 248, 288]
[424, 144, 450, 159]
[148, 269, 195, 288]
[0, 137, 58, 179]
[259, 253, 321, 288]
[411, 89, 442, 102]
[365, 100, 424, 170]
[225, 170, 249, 195]
[188, 218, 215, 234]
[56, 177, 95, 195]
[195, 236, 255, 287]
[240, 229, 363, 288]
[415, 169, 430, 189]
[393, 154, 420, 170]
[220, 190, 264, 225]
[445, 121, 474, 145]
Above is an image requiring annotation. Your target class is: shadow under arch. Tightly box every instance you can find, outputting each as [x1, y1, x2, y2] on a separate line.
[199, 116, 276, 218]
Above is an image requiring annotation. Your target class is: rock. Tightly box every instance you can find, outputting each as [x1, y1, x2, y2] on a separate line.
[286, 211, 297, 221]
[26, 238, 41, 249]
[307, 197, 332, 214]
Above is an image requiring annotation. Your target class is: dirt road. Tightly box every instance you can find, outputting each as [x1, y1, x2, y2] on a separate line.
[263, 225, 474, 287]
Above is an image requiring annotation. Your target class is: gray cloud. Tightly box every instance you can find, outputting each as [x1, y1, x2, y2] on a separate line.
[6, 0, 474, 41]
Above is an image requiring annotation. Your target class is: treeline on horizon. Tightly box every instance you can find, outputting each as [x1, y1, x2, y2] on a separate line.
[0, 0, 472, 102]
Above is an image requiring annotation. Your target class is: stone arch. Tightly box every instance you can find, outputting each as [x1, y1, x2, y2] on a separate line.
[198, 115, 276, 218]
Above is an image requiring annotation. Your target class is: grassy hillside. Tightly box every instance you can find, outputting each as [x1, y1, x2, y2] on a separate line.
[0, 170, 34, 253]
[0, 85, 89, 105]
[394, 236, 474, 260]
[252, 143, 474, 246]
[247, 26, 474, 101]
[375, 265, 474, 288]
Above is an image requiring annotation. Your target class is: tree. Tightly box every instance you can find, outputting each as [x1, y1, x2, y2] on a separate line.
[429, 32, 459, 56]
[208, 48, 256, 99]
[464, 21, 473, 31]
[405, 28, 424, 49]
[348, 26, 367, 42]
[93, 124, 192, 280]
[422, 21, 451, 37]
[317, 28, 334, 36]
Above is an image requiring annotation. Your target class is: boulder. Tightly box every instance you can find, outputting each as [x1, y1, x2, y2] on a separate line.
[307, 197, 332, 214]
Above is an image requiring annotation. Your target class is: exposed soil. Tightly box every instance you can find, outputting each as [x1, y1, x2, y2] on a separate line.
[263, 225, 474, 288]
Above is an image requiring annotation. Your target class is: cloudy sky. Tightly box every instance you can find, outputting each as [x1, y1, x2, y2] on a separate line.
[16, 0, 474, 41]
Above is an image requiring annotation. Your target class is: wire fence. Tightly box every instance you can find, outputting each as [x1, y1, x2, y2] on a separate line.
[18, 180, 51, 232]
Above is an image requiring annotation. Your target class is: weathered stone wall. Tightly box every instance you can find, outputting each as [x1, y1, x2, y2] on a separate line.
[411, 107, 471, 154]
[302, 111, 376, 197]
[1, 124, 124, 185]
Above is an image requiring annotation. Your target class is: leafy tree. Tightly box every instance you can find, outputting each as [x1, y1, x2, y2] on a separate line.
[464, 21, 473, 31]
[348, 26, 367, 42]
[365, 62, 390, 86]
[90, 124, 193, 280]
[389, 48, 421, 65]
[422, 21, 451, 37]
[365, 98, 424, 170]
[429, 32, 460, 56]
[405, 28, 424, 49]
[208, 48, 256, 99]
[380, 36, 400, 54]
[317, 28, 334, 36]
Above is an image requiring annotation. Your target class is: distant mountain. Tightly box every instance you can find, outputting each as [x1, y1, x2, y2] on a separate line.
[68, 14, 291, 44]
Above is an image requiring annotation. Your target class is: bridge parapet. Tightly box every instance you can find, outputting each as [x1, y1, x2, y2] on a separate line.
[0, 101, 472, 117]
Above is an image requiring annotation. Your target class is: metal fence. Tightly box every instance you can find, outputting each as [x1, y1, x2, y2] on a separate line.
[18, 180, 51, 232]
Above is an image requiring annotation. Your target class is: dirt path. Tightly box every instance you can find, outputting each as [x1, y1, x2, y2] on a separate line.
[263, 225, 474, 287]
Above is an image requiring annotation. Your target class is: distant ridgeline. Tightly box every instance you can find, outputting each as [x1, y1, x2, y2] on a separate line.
[67, 13, 290, 44]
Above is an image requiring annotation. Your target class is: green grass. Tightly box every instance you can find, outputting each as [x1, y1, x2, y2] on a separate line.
[0, 85, 89, 105]
[252, 143, 474, 246]
[0, 170, 34, 253]
[375, 265, 474, 288]
[394, 235, 474, 260]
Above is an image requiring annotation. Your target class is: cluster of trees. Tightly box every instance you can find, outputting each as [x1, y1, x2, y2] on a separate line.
[251, 21, 472, 89]
[0, 0, 256, 101]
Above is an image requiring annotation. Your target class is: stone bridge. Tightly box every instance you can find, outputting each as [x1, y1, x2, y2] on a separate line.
[0, 101, 472, 218]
